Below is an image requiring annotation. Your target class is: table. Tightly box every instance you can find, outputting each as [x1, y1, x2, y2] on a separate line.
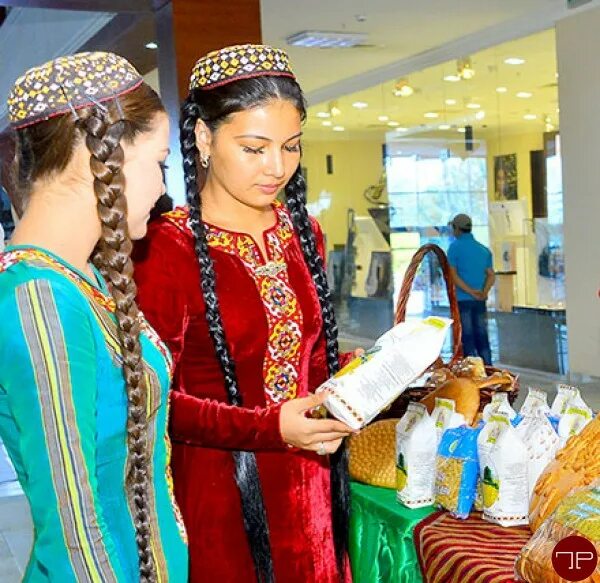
[349, 482, 436, 582]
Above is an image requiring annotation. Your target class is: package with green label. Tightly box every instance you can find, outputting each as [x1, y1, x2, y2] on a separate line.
[477, 412, 529, 527]
[320, 317, 452, 429]
[557, 391, 593, 447]
[520, 387, 551, 417]
[482, 392, 518, 423]
[550, 384, 580, 416]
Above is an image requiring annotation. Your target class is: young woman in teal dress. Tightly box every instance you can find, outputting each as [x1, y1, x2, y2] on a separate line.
[0, 52, 187, 582]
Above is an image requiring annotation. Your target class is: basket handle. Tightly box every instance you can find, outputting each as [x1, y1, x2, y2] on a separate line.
[394, 243, 463, 363]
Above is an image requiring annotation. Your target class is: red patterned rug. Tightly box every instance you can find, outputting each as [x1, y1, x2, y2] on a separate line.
[413, 511, 532, 583]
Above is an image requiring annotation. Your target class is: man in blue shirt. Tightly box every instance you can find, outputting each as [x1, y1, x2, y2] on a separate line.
[447, 213, 495, 364]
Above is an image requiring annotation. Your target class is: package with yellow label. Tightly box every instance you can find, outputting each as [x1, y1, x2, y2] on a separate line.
[477, 413, 529, 527]
[320, 317, 452, 430]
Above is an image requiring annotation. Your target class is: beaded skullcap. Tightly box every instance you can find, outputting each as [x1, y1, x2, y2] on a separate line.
[7, 51, 143, 129]
[189, 44, 295, 91]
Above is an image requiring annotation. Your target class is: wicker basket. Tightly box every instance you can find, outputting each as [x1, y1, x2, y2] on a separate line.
[377, 243, 519, 421]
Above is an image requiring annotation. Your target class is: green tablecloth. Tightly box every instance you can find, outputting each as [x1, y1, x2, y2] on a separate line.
[349, 482, 436, 583]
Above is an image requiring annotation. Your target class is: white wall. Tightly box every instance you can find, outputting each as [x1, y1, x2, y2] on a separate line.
[556, 7, 600, 376]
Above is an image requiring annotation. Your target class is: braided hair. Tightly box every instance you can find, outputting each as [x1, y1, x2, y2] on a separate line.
[13, 83, 165, 582]
[180, 75, 349, 580]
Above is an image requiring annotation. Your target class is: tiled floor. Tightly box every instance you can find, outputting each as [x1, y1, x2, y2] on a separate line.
[1, 361, 598, 582]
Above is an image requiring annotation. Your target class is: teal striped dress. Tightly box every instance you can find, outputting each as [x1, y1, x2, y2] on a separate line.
[0, 245, 188, 582]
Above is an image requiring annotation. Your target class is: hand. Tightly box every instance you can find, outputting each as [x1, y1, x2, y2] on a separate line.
[280, 392, 355, 453]
[353, 348, 366, 358]
[471, 290, 485, 301]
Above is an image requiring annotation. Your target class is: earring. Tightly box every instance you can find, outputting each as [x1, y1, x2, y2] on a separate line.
[200, 153, 210, 168]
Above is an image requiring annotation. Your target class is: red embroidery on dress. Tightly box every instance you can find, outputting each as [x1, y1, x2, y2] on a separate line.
[199, 202, 303, 405]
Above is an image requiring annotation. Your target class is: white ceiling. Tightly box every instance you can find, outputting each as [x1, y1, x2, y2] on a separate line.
[261, 0, 599, 104]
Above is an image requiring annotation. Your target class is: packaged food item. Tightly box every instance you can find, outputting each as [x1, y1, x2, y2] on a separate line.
[557, 391, 593, 447]
[515, 410, 560, 500]
[482, 392, 518, 423]
[520, 387, 551, 417]
[477, 413, 529, 527]
[435, 424, 482, 519]
[431, 397, 466, 443]
[516, 480, 600, 583]
[396, 403, 437, 508]
[530, 415, 600, 532]
[550, 384, 580, 416]
[320, 317, 452, 429]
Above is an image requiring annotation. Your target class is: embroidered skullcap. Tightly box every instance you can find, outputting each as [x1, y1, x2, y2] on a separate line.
[7, 51, 143, 129]
[189, 44, 295, 91]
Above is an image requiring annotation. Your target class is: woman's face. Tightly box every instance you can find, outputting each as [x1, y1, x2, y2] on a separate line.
[197, 99, 302, 210]
[122, 111, 170, 239]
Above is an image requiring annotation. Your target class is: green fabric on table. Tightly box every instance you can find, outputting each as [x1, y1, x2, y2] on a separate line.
[349, 482, 436, 583]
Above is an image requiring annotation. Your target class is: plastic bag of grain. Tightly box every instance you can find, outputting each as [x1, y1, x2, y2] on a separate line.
[557, 392, 593, 448]
[477, 412, 529, 527]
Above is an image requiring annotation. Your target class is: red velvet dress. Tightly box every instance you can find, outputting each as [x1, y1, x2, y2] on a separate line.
[133, 201, 351, 583]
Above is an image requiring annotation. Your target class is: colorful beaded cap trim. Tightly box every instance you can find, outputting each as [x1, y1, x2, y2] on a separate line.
[8, 51, 142, 129]
[189, 44, 295, 91]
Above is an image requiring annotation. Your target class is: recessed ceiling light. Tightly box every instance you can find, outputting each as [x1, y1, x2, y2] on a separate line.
[445, 98, 457, 105]
[286, 31, 368, 48]
[378, 115, 389, 122]
[438, 124, 451, 130]
[516, 91, 533, 99]
[475, 111, 486, 120]
[145, 41, 158, 49]
[388, 121, 400, 127]
[443, 74, 461, 82]
[466, 103, 481, 109]
[395, 127, 408, 132]
[322, 120, 332, 127]
[457, 127, 466, 133]
[352, 101, 368, 109]
[333, 125, 346, 132]
[424, 112, 439, 118]
[496, 86, 508, 93]
[505, 57, 525, 65]
[316, 112, 331, 118]
[523, 114, 537, 120]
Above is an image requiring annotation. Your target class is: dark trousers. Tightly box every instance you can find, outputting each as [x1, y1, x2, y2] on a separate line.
[458, 300, 492, 365]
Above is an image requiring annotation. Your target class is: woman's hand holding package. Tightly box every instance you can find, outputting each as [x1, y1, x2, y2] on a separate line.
[280, 392, 355, 453]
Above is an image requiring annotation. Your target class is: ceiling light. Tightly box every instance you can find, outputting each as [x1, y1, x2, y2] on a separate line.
[505, 57, 525, 65]
[457, 57, 475, 80]
[445, 98, 457, 105]
[322, 120, 332, 127]
[545, 123, 555, 132]
[496, 86, 508, 93]
[457, 127, 466, 133]
[378, 115, 389, 122]
[516, 91, 533, 99]
[438, 124, 451, 130]
[444, 74, 461, 82]
[466, 103, 481, 109]
[524, 114, 537, 120]
[387, 121, 400, 127]
[333, 125, 345, 132]
[424, 112, 439, 118]
[395, 127, 408, 132]
[393, 78, 414, 97]
[329, 101, 341, 116]
[475, 111, 486, 120]
[352, 101, 369, 109]
[145, 41, 158, 49]
[316, 111, 331, 118]
[286, 30, 368, 48]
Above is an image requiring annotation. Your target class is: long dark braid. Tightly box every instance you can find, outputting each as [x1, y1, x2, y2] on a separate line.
[284, 166, 349, 576]
[180, 97, 274, 583]
[82, 105, 156, 582]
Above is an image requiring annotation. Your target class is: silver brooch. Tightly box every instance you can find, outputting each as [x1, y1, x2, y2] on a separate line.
[254, 261, 286, 277]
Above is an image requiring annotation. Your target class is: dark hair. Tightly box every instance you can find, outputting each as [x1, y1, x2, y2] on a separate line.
[180, 76, 349, 581]
[13, 83, 165, 583]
